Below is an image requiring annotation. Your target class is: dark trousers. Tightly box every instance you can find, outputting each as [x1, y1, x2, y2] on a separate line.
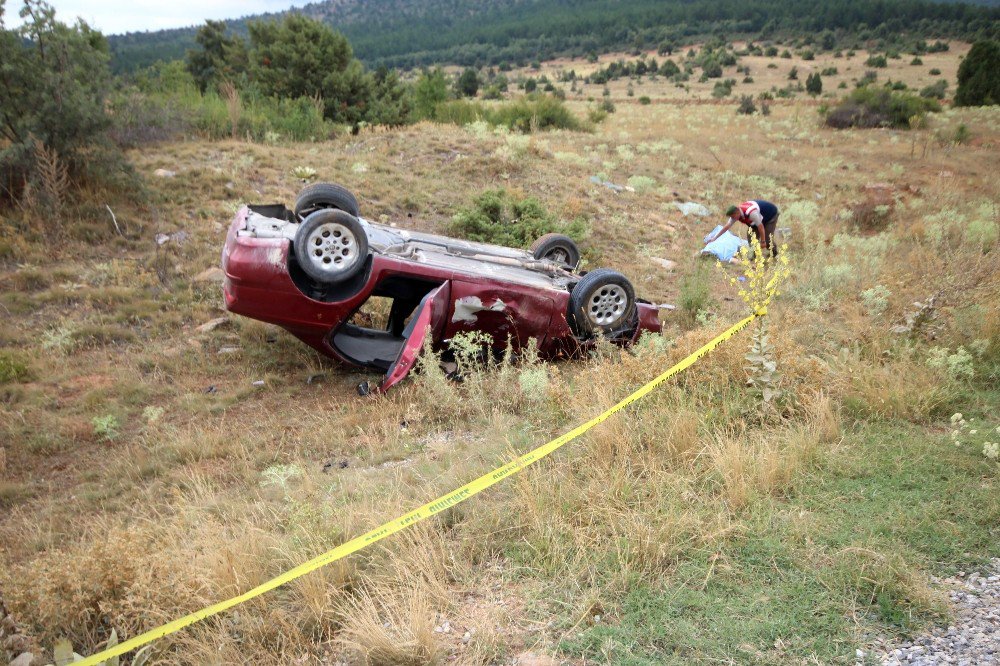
[747, 213, 779, 259]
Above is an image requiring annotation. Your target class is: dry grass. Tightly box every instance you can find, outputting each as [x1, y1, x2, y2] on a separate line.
[0, 42, 998, 664]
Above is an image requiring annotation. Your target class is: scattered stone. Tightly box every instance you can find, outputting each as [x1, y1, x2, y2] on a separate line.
[513, 652, 558, 666]
[674, 201, 712, 217]
[10, 652, 35, 666]
[204, 385, 217, 394]
[153, 168, 176, 178]
[193, 267, 225, 283]
[306, 373, 326, 385]
[322, 459, 350, 473]
[870, 558, 1000, 665]
[196, 317, 230, 334]
[650, 257, 677, 271]
[217, 346, 241, 354]
[252, 380, 265, 388]
[155, 230, 190, 246]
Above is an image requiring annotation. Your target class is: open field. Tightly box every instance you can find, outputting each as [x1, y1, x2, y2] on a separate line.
[1, 45, 999, 665]
[533, 42, 970, 103]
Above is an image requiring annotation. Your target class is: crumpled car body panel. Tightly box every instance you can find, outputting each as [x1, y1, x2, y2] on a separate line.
[222, 205, 661, 392]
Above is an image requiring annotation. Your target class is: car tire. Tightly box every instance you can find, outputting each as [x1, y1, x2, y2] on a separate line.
[294, 182, 360, 219]
[530, 233, 581, 269]
[294, 209, 369, 284]
[568, 268, 636, 335]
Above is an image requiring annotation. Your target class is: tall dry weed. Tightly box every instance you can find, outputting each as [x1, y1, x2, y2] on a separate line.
[220, 80, 242, 140]
[336, 587, 445, 665]
[22, 137, 70, 219]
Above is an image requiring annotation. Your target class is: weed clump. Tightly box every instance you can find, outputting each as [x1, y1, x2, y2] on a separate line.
[0, 351, 32, 383]
[449, 189, 586, 248]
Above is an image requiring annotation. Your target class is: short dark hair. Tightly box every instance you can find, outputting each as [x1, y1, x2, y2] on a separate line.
[725, 205, 739, 217]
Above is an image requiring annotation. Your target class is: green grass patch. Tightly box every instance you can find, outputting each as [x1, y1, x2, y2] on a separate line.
[0, 350, 32, 383]
[557, 421, 999, 663]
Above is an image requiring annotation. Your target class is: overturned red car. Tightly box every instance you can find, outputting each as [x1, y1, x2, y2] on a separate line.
[221, 183, 661, 393]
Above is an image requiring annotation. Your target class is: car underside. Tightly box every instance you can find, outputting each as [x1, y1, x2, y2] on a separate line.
[221, 184, 662, 393]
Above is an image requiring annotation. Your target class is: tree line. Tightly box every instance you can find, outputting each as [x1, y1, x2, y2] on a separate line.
[107, 0, 1000, 72]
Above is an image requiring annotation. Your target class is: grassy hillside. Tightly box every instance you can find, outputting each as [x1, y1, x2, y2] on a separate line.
[107, 0, 1000, 72]
[1, 45, 999, 664]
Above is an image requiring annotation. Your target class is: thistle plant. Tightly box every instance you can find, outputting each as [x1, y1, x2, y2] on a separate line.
[744, 320, 782, 406]
[720, 235, 792, 315]
[718, 235, 792, 411]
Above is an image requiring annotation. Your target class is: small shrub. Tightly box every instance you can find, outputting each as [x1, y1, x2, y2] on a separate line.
[929, 68, 942, 76]
[860, 285, 891, 315]
[850, 201, 894, 232]
[821, 67, 839, 76]
[736, 95, 757, 115]
[788, 66, 799, 81]
[865, 54, 888, 68]
[806, 73, 823, 95]
[952, 123, 971, 145]
[449, 189, 586, 248]
[711, 79, 735, 98]
[910, 57, 923, 65]
[638, 95, 651, 105]
[920, 80, 948, 100]
[927, 346, 974, 381]
[91, 414, 120, 442]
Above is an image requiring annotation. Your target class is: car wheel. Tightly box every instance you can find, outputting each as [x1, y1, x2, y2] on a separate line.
[568, 268, 636, 335]
[294, 182, 360, 219]
[530, 233, 581, 269]
[294, 209, 369, 284]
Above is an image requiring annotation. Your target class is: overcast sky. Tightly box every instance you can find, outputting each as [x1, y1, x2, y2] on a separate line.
[5, 1, 305, 35]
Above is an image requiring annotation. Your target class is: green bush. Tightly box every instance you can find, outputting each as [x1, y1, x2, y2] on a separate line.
[825, 86, 940, 129]
[431, 95, 583, 132]
[955, 40, 1000, 107]
[431, 99, 488, 126]
[491, 95, 584, 132]
[247, 15, 372, 124]
[0, 1, 124, 205]
[449, 189, 586, 248]
[920, 80, 948, 100]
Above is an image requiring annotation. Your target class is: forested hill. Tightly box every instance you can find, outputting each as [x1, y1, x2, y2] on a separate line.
[108, 0, 1000, 72]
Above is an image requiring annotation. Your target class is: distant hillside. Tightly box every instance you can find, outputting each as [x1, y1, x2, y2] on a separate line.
[108, 0, 1000, 73]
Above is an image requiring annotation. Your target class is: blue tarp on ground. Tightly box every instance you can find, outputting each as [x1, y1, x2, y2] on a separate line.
[701, 225, 748, 262]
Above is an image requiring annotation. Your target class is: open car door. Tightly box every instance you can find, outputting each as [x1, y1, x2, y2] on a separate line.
[378, 282, 451, 393]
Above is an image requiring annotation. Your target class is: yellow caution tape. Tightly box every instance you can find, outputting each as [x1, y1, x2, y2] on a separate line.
[77, 312, 759, 666]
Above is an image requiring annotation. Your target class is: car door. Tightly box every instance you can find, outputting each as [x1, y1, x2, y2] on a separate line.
[378, 282, 451, 393]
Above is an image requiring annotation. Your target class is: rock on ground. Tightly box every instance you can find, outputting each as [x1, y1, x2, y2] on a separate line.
[869, 558, 1000, 665]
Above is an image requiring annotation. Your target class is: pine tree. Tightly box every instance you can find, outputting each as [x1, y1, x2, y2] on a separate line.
[247, 15, 372, 124]
[806, 72, 823, 95]
[955, 40, 1000, 107]
[185, 20, 247, 93]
